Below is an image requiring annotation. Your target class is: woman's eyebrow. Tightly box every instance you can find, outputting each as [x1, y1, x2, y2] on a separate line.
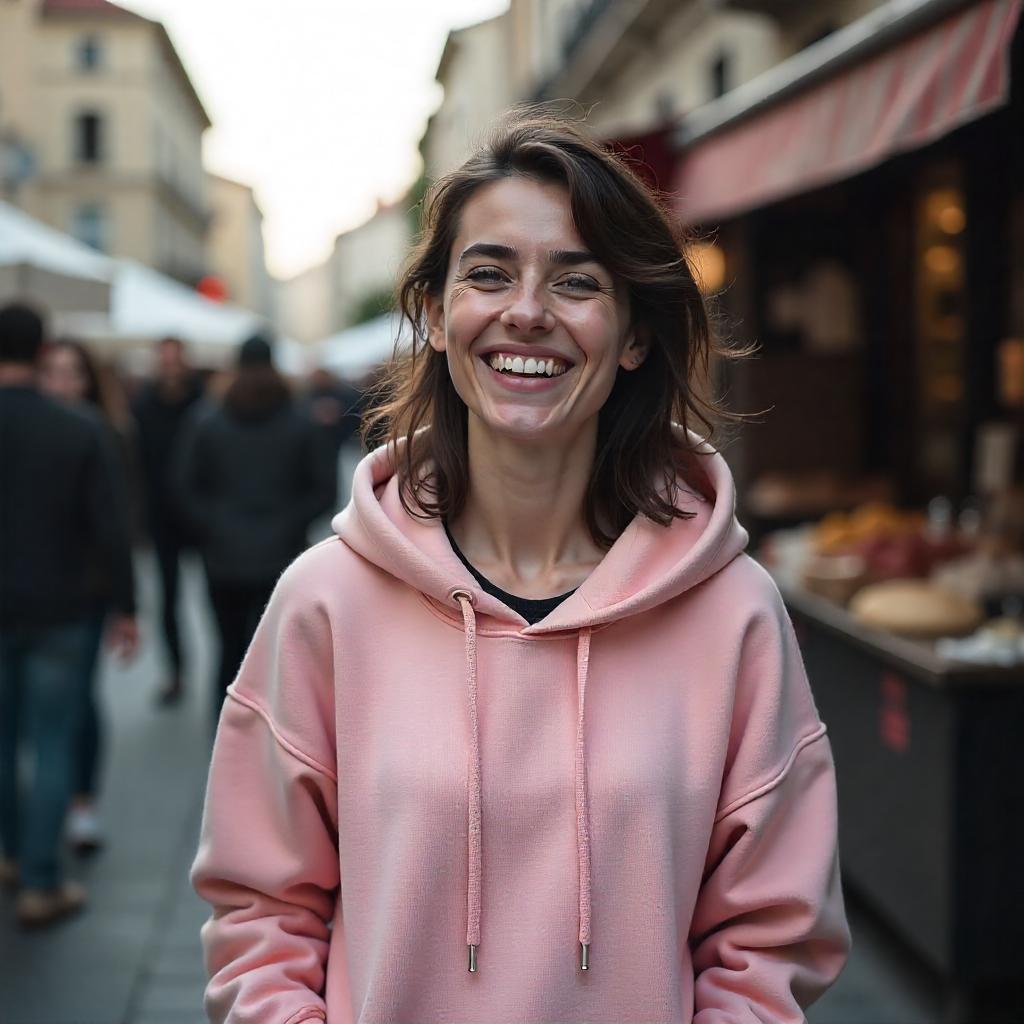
[458, 242, 517, 263]
[549, 249, 599, 267]
[457, 243, 602, 268]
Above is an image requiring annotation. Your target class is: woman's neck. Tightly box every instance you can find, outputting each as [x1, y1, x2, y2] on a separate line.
[447, 416, 607, 599]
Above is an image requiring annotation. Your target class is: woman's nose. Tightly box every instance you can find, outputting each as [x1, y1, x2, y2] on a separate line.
[499, 284, 553, 334]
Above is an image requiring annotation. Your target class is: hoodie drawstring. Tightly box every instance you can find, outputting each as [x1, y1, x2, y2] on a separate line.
[455, 592, 482, 973]
[575, 625, 593, 971]
[453, 591, 594, 973]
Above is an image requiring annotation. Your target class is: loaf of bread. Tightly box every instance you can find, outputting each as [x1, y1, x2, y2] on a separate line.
[849, 580, 984, 638]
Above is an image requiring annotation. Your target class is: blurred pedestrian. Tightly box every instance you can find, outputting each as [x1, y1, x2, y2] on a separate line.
[133, 336, 204, 706]
[39, 338, 137, 855]
[300, 366, 362, 508]
[0, 304, 138, 928]
[191, 115, 849, 1020]
[301, 366, 361, 453]
[174, 334, 335, 725]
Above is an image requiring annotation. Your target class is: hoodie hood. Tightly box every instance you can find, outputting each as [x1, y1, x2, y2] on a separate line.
[332, 428, 749, 634]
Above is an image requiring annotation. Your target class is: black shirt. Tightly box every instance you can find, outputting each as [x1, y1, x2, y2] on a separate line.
[132, 374, 205, 530]
[0, 385, 135, 626]
[443, 521, 576, 625]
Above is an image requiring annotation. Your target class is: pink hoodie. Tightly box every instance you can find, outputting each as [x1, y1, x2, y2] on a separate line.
[192, 433, 850, 1023]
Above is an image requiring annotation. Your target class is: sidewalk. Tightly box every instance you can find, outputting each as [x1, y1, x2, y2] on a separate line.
[0, 550, 945, 1024]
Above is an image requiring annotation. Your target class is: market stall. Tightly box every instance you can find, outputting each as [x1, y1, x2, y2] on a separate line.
[60, 259, 307, 373]
[0, 200, 111, 314]
[761, 507, 1023, 1017]
[1, 202, 305, 374]
[671, 1, 1024, 1015]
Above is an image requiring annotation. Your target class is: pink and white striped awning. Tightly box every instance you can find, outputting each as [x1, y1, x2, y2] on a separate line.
[672, 0, 1021, 225]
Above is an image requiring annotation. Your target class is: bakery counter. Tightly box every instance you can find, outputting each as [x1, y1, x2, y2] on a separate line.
[775, 572, 1022, 687]
[768, 569, 1024, 1019]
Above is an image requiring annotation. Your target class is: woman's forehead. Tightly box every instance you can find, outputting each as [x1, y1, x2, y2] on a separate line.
[453, 177, 585, 254]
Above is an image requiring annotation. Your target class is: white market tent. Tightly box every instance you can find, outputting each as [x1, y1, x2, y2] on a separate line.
[0, 200, 112, 313]
[1, 200, 306, 373]
[318, 313, 414, 383]
[65, 261, 309, 374]
[62, 260, 271, 366]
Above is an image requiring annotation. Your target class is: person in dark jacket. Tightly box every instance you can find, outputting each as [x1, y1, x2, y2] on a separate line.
[300, 367, 365, 510]
[133, 336, 204, 706]
[39, 337, 138, 855]
[174, 334, 336, 723]
[0, 303, 137, 927]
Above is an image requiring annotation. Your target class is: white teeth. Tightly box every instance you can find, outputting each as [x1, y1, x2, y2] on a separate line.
[487, 352, 568, 376]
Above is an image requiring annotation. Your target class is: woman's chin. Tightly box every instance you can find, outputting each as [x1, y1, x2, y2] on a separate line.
[469, 405, 594, 448]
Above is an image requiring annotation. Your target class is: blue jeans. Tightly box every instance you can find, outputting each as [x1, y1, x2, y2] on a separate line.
[0, 620, 95, 890]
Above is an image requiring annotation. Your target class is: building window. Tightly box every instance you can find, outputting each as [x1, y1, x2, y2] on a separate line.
[74, 112, 104, 164]
[710, 50, 732, 100]
[71, 203, 110, 252]
[75, 34, 104, 71]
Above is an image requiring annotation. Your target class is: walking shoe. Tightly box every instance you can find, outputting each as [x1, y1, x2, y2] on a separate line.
[66, 805, 104, 855]
[15, 882, 87, 928]
[0, 859, 17, 889]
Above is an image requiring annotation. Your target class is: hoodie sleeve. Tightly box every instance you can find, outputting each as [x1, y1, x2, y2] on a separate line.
[689, 565, 851, 1023]
[191, 553, 340, 1024]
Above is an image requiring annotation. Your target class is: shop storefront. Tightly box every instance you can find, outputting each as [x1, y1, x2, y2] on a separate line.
[671, 0, 1024, 1016]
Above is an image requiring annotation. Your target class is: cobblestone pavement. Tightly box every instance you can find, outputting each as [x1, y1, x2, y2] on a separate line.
[0, 547, 943, 1024]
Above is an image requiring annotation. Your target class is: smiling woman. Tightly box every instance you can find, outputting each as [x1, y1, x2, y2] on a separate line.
[192, 111, 851, 1024]
[370, 113, 753, 550]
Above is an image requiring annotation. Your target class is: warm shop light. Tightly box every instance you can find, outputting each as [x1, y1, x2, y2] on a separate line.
[689, 242, 726, 294]
[924, 244, 960, 275]
[937, 204, 965, 235]
[925, 188, 965, 235]
[998, 338, 1024, 407]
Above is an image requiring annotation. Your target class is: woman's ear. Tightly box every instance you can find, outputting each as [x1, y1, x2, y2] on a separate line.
[618, 327, 650, 371]
[424, 292, 447, 354]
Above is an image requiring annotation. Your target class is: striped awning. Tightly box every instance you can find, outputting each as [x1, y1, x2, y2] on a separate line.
[672, 0, 1021, 225]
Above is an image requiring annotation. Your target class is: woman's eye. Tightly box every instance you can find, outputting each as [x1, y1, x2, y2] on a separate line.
[465, 266, 507, 284]
[558, 274, 600, 292]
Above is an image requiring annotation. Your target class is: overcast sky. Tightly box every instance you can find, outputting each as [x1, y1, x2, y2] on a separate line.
[120, 0, 507, 279]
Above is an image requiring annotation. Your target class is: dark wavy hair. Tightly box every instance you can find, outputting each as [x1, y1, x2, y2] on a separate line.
[364, 110, 753, 548]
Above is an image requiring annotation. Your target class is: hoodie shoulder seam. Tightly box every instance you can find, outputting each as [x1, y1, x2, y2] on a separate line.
[714, 722, 827, 823]
[225, 688, 338, 783]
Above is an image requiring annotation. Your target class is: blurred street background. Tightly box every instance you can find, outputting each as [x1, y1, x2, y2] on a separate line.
[2, 0, 1023, 1021]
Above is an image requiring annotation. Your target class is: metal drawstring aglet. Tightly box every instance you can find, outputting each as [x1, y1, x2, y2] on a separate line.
[468, 944, 478, 972]
[579, 942, 589, 970]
